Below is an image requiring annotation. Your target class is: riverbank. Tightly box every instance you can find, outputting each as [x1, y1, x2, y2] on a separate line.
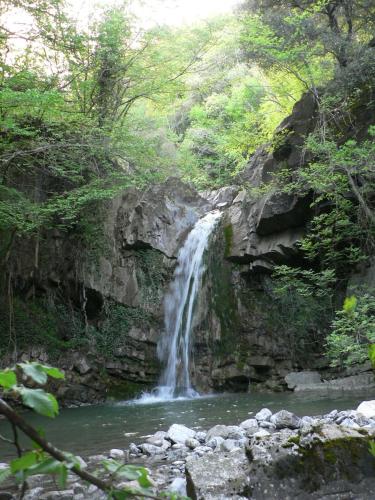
[2, 400, 375, 499]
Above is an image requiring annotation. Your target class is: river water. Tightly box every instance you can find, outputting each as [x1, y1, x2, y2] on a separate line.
[0, 390, 372, 461]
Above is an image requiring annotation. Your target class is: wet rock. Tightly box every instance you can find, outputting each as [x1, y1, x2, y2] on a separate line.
[185, 438, 200, 449]
[255, 408, 272, 422]
[39, 491, 75, 499]
[285, 370, 322, 390]
[357, 400, 375, 418]
[24, 488, 45, 500]
[226, 426, 245, 439]
[169, 477, 187, 497]
[253, 429, 271, 439]
[270, 410, 301, 429]
[167, 424, 195, 444]
[128, 443, 141, 455]
[259, 421, 275, 429]
[221, 439, 245, 453]
[246, 423, 375, 499]
[340, 418, 360, 429]
[140, 443, 164, 456]
[168, 446, 189, 461]
[206, 436, 225, 450]
[186, 449, 250, 499]
[240, 418, 258, 432]
[146, 431, 168, 445]
[206, 425, 232, 441]
[109, 449, 125, 459]
[195, 431, 207, 443]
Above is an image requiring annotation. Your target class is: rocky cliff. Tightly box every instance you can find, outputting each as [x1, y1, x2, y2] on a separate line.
[1, 91, 373, 404]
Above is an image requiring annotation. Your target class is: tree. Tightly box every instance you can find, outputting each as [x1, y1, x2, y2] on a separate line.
[239, 0, 375, 93]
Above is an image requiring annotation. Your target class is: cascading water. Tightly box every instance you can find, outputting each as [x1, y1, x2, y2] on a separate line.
[138, 210, 222, 403]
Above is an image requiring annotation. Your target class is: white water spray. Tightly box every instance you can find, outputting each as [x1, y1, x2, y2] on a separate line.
[138, 210, 222, 403]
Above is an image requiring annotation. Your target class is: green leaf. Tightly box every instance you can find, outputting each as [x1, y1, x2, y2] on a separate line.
[19, 387, 59, 417]
[368, 344, 375, 368]
[18, 362, 64, 384]
[0, 369, 17, 389]
[57, 465, 68, 489]
[0, 466, 11, 484]
[343, 296, 357, 314]
[40, 365, 65, 380]
[18, 363, 47, 385]
[10, 451, 38, 473]
[26, 458, 63, 476]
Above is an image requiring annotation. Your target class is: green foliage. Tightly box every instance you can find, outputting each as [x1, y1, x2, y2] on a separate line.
[268, 265, 336, 359]
[0, 362, 63, 418]
[0, 362, 180, 498]
[326, 291, 375, 367]
[0, 297, 87, 358]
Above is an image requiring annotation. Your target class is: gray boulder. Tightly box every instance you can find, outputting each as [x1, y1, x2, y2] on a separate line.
[186, 449, 251, 499]
[255, 408, 272, 422]
[206, 424, 231, 441]
[240, 418, 258, 431]
[357, 400, 375, 418]
[270, 410, 301, 429]
[167, 424, 196, 444]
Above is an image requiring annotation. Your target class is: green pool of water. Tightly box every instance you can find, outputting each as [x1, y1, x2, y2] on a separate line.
[1, 390, 373, 461]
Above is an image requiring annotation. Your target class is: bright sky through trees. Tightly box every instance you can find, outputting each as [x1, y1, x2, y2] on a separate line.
[70, 0, 240, 26]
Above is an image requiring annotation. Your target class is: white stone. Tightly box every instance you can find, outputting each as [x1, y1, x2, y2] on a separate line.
[253, 429, 271, 438]
[357, 400, 375, 419]
[240, 418, 259, 431]
[170, 477, 187, 497]
[109, 448, 125, 459]
[167, 423, 196, 444]
[206, 436, 225, 450]
[255, 408, 272, 422]
[185, 437, 200, 449]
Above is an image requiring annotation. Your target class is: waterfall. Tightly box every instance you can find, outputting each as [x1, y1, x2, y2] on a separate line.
[138, 210, 222, 403]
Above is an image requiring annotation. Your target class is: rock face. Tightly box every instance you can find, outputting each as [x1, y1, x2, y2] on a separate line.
[185, 421, 375, 500]
[285, 371, 322, 389]
[186, 449, 251, 500]
[226, 92, 318, 269]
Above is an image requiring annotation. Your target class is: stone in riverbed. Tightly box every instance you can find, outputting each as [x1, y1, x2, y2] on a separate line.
[206, 424, 231, 441]
[23, 488, 45, 500]
[185, 437, 200, 449]
[254, 408, 272, 422]
[186, 449, 250, 499]
[270, 410, 301, 429]
[206, 436, 225, 450]
[221, 439, 245, 453]
[128, 443, 141, 455]
[240, 418, 258, 431]
[253, 429, 271, 438]
[357, 400, 375, 418]
[109, 448, 125, 459]
[139, 443, 165, 456]
[169, 477, 187, 497]
[195, 431, 207, 443]
[167, 423, 195, 444]
[226, 425, 245, 439]
[146, 430, 168, 445]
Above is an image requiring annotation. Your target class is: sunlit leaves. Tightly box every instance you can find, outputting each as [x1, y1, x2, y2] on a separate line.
[0, 466, 11, 484]
[18, 362, 64, 385]
[0, 370, 17, 389]
[18, 388, 59, 417]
